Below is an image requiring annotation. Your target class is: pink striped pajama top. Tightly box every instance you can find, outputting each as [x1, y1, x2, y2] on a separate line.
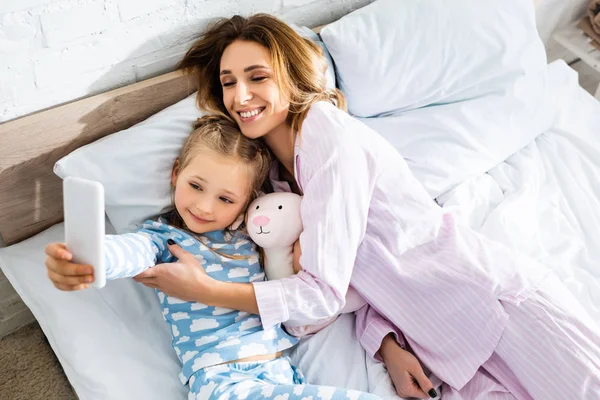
[251, 101, 550, 391]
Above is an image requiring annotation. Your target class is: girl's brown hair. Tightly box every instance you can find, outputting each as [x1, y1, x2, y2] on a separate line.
[178, 13, 347, 133]
[165, 114, 272, 231]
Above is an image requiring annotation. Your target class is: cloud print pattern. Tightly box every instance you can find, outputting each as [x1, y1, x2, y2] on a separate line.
[102, 219, 299, 385]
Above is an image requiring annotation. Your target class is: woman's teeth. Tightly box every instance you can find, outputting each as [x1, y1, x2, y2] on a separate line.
[240, 109, 262, 118]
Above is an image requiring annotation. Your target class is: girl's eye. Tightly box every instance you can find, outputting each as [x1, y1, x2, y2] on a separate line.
[190, 183, 202, 191]
[222, 81, 235, 87]
[220, 197, 233, 204]
[251, 76, 267, 82]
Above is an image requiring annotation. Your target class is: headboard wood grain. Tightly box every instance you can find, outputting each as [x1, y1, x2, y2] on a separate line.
[0, 70, 197, 246]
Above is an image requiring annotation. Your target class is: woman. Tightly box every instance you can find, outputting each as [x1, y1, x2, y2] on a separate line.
[47, 14, 600, 399]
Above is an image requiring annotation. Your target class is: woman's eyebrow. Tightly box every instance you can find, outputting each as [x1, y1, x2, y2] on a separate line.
[220, 65, 269, 76]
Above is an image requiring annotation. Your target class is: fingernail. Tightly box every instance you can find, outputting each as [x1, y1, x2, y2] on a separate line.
[167, 239, 175, 245]
[85, 277, 94, 283]
[428, 388, 438, 398]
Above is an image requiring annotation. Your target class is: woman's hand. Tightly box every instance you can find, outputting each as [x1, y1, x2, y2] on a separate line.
[292, 239, 302, 274]
[379, 334, 437, 399]
[133, 241, 217, 303]
[45, 243, 94, 291]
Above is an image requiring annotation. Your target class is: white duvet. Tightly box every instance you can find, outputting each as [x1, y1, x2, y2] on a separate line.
[1, 61, 599, 400]
[439, 61, 600, 323]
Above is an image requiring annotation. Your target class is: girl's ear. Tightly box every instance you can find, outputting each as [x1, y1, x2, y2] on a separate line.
[171, 159, 180, 187]
[229, 213, 245, 231]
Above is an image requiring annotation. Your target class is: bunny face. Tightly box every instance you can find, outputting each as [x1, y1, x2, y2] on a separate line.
[246, 192, 303, 249]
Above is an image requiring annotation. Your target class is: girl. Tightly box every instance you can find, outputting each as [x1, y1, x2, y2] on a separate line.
[45, 115, 380, 400]
[48, 14, 600, 399]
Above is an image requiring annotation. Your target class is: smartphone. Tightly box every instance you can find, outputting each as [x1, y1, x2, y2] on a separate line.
[63, 177, 106, 288]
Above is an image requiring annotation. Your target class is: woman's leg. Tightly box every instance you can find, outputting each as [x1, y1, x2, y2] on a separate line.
[189, 357, 382, 400]
[484, 273, 600, 399]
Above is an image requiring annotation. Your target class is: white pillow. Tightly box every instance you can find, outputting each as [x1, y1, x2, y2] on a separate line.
[356, 84, 556, 198]
[320, 0, 549, 117]
[321, 0, 556, 198]
[54, 93, 202, 233]
[0, 224, 395, 399]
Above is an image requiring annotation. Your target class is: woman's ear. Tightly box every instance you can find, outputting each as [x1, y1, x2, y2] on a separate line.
[171, 159, 180, 187]
[229, 213, 245, 230]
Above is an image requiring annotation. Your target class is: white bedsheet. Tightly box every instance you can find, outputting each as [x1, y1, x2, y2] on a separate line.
[439, 60, 600, 323]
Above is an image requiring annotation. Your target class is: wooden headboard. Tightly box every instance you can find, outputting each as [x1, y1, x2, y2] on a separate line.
[0, 71, 197, 246]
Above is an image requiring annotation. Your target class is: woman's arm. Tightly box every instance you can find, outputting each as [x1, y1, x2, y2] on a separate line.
[357, 306, 437, 399]
[356, 304, 406, 360]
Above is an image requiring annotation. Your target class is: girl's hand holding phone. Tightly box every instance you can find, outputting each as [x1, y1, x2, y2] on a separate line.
[45, 242, 95, 291]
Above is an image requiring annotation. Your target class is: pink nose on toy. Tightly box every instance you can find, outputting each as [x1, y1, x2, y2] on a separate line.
[252, 215, 270, 227]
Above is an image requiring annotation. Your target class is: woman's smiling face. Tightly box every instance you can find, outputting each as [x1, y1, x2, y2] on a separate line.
[219, 40, 290, 139]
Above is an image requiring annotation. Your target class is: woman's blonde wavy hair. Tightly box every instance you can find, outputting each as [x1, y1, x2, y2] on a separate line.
[178, 13, 347, 133]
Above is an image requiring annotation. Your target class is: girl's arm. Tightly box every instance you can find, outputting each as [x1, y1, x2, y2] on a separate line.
[104, 232, 161, 279]
[45, 230, 162, 290]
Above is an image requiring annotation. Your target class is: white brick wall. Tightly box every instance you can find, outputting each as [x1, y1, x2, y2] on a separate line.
[0, 0, 375, 337]
[0, 0, 374, 122]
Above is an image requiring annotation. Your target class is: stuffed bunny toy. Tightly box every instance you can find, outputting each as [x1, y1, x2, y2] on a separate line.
[246, 192, 366, 336]
[246, 192, 303, 280]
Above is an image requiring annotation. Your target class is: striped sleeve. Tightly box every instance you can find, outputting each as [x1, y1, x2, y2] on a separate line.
[104, 232, 161, 280]
[355, 305, 406, 361]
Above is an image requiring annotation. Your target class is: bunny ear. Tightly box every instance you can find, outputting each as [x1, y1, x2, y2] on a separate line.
[229, 213, 245, 231]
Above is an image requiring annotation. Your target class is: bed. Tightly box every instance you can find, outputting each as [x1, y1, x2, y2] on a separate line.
[1, 1, 599, 399]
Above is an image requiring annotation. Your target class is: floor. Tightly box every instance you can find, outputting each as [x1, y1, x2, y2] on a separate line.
[0, 322, 76, 400]
[0, 59, 598, 400]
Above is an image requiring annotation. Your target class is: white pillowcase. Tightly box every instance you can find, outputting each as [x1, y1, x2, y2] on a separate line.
[356, 82, 557, 198]
[320, 0, 549, 117]
[54, 93, 202, 233]
[320, 0, 555, 198]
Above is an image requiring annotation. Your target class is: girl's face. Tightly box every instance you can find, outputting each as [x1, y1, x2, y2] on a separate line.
[171, 151, 251, 234]
[220, 40, 290, 139]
